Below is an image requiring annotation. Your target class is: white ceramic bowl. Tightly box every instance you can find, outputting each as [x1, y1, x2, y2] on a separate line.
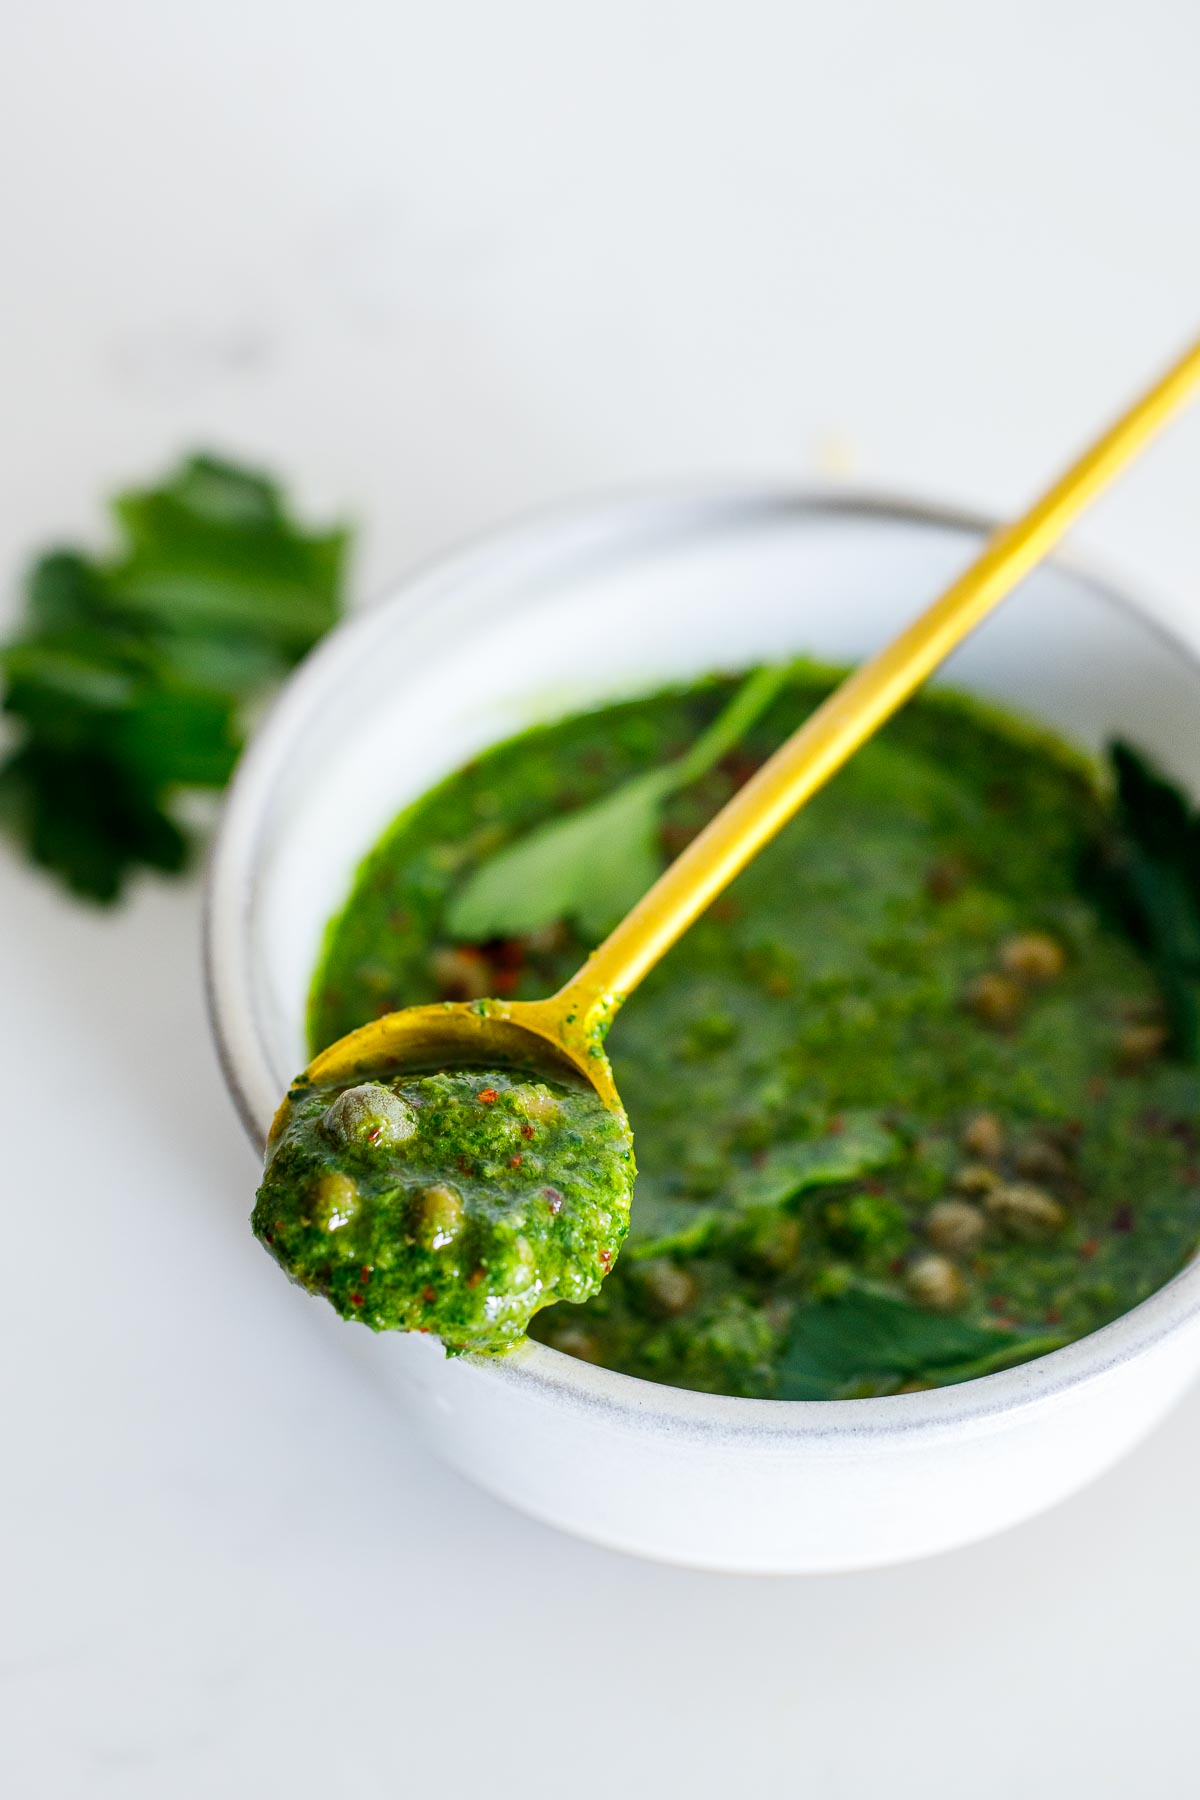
[206, 490, 1200, 1572]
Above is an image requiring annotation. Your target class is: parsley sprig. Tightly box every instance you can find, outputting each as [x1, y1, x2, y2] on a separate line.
[0, 454, 349, 902]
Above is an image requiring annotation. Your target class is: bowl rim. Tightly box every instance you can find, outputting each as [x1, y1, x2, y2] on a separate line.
[204, 482, 1200, 1446]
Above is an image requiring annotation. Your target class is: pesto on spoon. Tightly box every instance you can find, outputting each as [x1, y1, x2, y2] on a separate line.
[255, 1069, 634, 1353]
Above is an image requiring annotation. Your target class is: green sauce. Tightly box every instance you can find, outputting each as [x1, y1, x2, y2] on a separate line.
[305, 669, 1200, 1397]
[255, 1070, 633, 1354]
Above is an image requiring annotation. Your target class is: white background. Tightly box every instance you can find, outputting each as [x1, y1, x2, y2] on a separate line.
[3, 3, 1200, 1794]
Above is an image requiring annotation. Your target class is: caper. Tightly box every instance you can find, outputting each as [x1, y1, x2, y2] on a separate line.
[511, 1084, 562, 1125]
[323, 1083, 417, 1149]
[410, 1183, 465, 1249]
[639, 1258, 699, 1317]
[961, 1110, 1004, 1161]
[905, 1253, 967, 1312]
[925, 1199, 986, 1257]
[312, 1170, 359, 1231]
[985, 1182, 1067, 1241]
[1014, 1135, 1073, 1182]
[999, 932, 1066, 983]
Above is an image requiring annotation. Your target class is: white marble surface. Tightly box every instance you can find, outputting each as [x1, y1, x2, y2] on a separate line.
[3, 2, 1200, 1793]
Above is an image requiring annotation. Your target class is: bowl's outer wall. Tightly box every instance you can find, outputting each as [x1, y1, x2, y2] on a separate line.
[377, 1320, 1200, 1572]
[207, 492, 1200, 1570]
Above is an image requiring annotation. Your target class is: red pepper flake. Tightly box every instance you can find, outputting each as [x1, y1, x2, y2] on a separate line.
[479, 1088, 499, 1105]
[1110, 1205, 1135, 1234]
[422, 1286, 436, 1304]
[467, 1268, 485, 1288]
[361, 1266, 373, 1279]
[367, 1126, 382, 1146]
[1079, 1238, 1100, 1261]
[492, 970, 520, 996]
[543, 1187, 563, 1213]
[509, 1154, 524, 1169]
[521, 1123, 535, 1141]
[349, 1291, 364, 1307]
[598, 1248, 613, 1272]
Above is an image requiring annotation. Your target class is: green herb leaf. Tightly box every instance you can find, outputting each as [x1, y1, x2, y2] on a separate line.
[0, 452, 350, 902]
[624, 1197, 730, 1262]
[627, 1115, 901, 1260]
[730, 1114, 901, 1209]
[448, 768, 672, 942]
[775, 1288, 1053, 1399]
[1088, 742, 1200, 1059]
[0, 744, 188, 903]
[109, 455, 347, 652]
[446, 664, 790, 943]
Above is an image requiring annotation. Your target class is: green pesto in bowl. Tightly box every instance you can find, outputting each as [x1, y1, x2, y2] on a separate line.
[301, 667, 1200, 1398]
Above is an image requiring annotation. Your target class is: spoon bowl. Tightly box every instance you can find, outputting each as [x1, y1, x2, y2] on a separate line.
[295, 991, 620, 1125]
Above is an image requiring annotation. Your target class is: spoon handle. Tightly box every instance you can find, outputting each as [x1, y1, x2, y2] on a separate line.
[567, 333, 1200, 1019]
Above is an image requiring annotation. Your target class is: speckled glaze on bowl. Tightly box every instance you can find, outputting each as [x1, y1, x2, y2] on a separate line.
[205, 490, 1200, 1572]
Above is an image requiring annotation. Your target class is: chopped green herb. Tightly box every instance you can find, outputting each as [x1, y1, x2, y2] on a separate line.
[0, 454, 350, 901]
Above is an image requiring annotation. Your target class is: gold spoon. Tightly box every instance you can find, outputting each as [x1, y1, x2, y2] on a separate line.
[295, 335, 1200, 1127]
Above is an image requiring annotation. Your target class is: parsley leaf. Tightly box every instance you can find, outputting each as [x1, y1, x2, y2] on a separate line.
[0, 453, 350, 902]
[730, 1115, 901, 1210]
[627, 1114, 902, 1260]
[451, 768, 673, 943]
[446, 663, 790, 943]
[776, 1288, 1063, 1399]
